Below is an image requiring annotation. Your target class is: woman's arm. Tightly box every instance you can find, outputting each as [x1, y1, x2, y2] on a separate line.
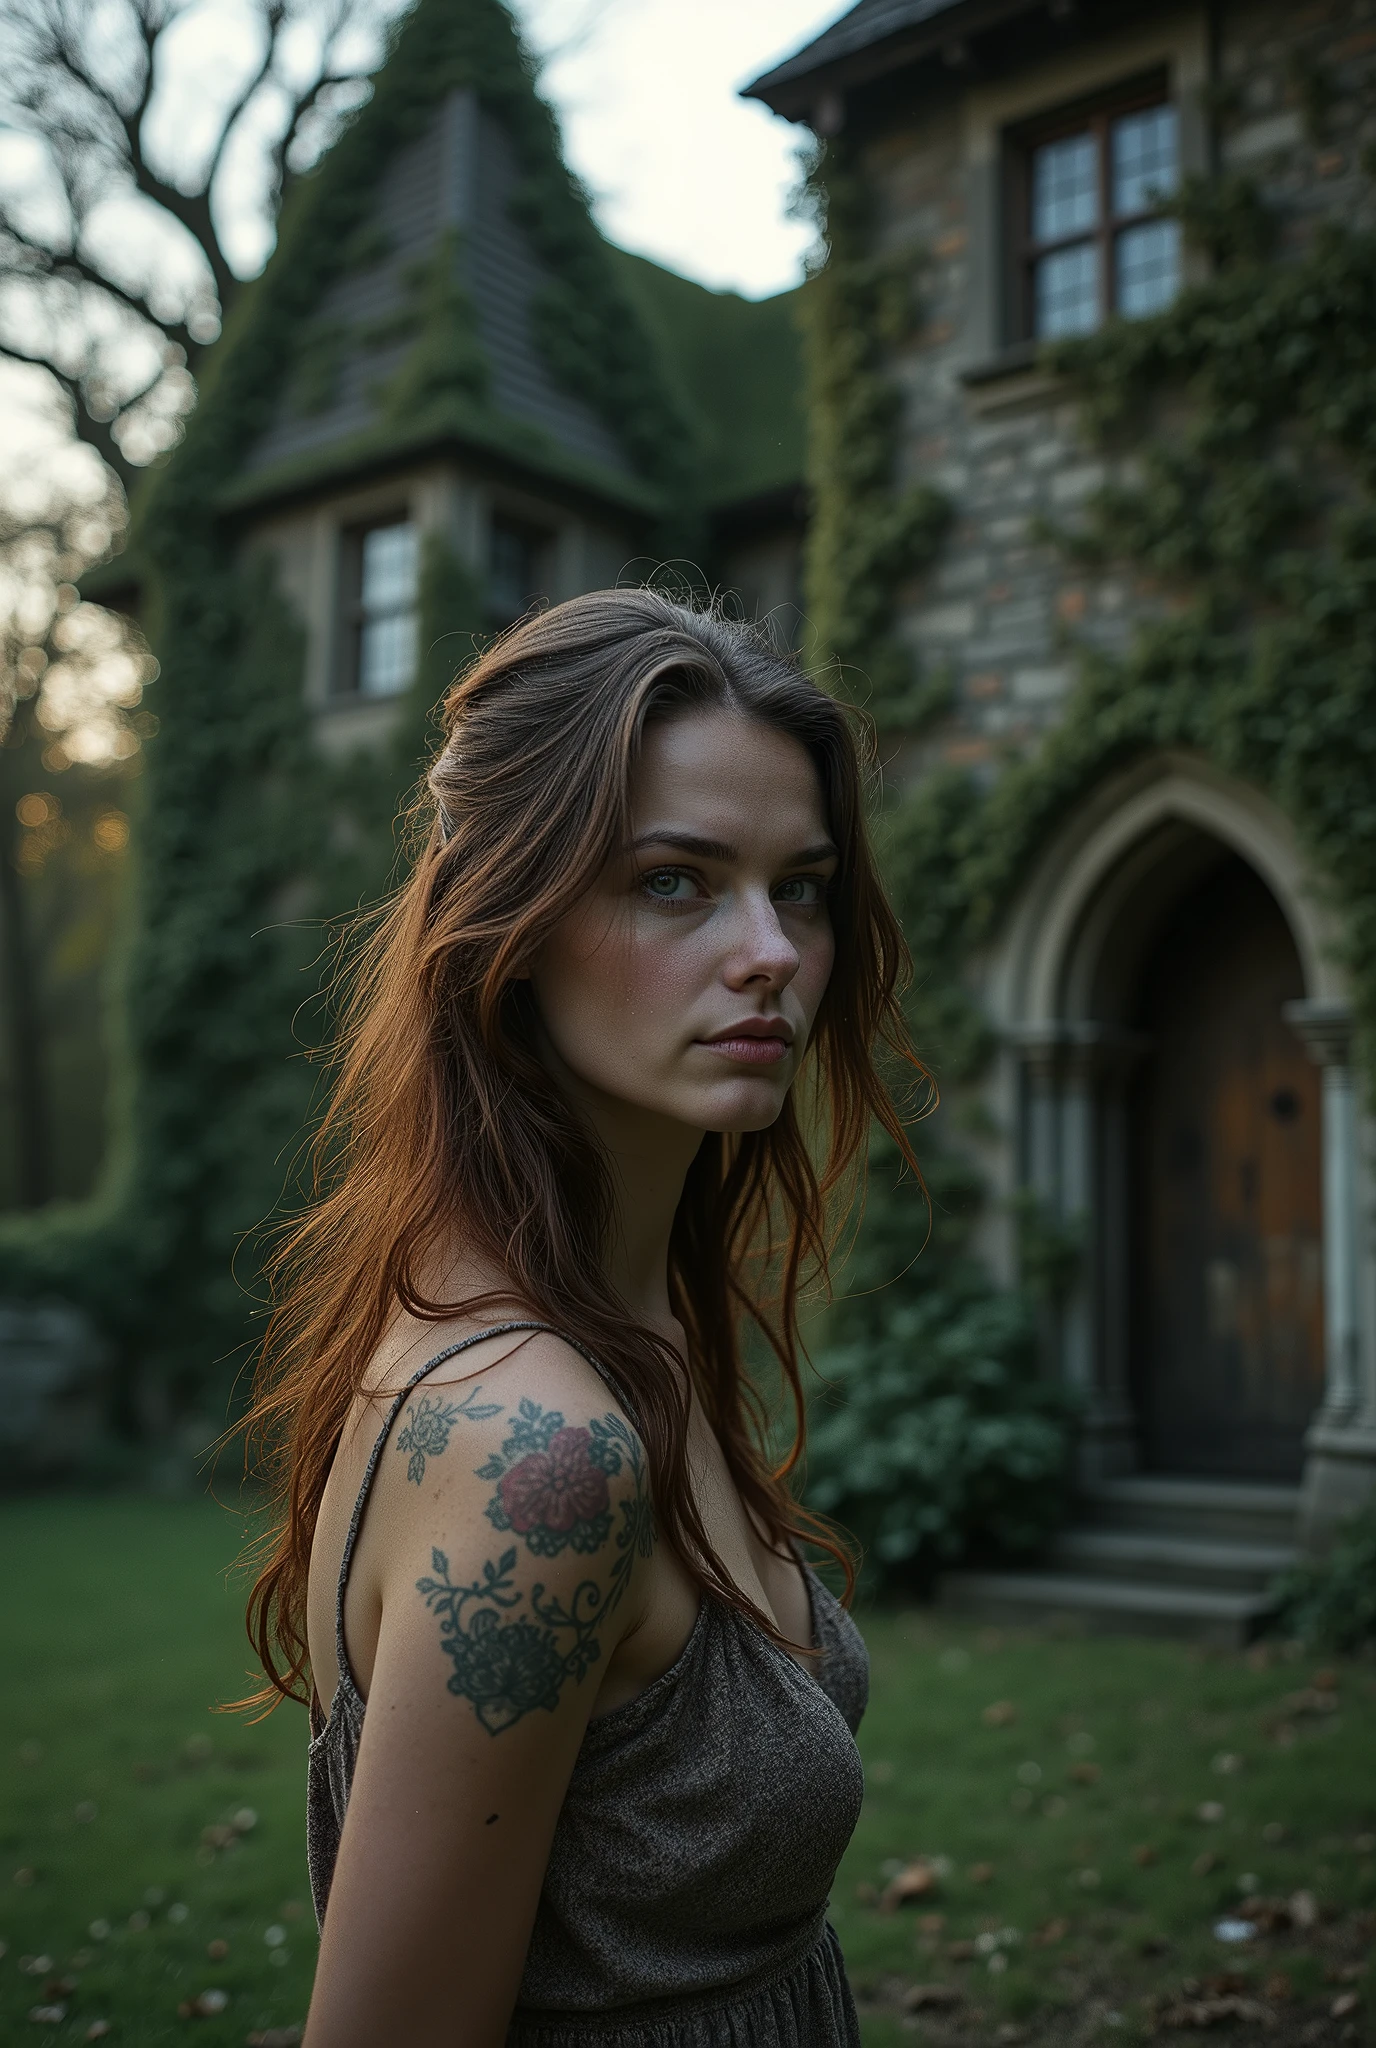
[304, 1344, 652, 2047]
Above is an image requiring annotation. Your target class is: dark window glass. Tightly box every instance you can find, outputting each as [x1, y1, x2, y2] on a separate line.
[489, 518, 547, 623]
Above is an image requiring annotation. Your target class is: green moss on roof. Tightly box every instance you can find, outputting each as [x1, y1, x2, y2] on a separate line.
[216, 393, 663, 520]
[607, 249, 807, 510]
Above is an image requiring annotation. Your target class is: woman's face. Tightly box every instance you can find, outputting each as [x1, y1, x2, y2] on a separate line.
[529, 708, 838, 1137]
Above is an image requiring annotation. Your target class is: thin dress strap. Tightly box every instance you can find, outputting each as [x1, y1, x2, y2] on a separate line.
[332, 1321, 633, 1698]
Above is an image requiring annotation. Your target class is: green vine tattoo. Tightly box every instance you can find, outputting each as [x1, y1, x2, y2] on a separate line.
[396, 1386, 503, 1485]
[417, 1412, 653, 1734]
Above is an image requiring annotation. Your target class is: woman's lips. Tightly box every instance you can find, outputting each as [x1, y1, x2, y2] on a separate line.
[698, 1030, 792, 1067]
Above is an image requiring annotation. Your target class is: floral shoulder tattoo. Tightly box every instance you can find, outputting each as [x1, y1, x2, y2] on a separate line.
[395, 1384, 503, 1485]
[416, 1398, 654, 1736]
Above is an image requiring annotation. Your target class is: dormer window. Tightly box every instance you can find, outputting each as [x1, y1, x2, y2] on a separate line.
[1011, 84, 1180, 341]
[339, 518, 419, 697]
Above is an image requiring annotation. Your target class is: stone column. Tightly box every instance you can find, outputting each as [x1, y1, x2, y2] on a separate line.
[1009, 1023, 1145, 1481]
[1283, 999, 1376, 1545]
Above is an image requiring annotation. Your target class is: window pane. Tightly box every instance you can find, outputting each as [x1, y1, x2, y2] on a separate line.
[358, 609, 417, 697]
[1115, 217, 1181, 317]
[1112, 103, 1178, 217]
[1034, 242, 1100, 338]
[1031, 131, 1099, 244]
[489, 520, 539, 620]
[360, 522, 418, 611]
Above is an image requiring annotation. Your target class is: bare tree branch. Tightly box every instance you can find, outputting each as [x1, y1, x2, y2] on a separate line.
[0, 0, 393, 503]
[0, 336, 137, 490]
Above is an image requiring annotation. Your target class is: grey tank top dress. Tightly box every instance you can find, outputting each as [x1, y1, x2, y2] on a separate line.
[307, 1324, 869, 2047]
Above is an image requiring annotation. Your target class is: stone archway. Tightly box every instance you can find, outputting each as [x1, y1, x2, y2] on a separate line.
[978, 753, 1373, 1535]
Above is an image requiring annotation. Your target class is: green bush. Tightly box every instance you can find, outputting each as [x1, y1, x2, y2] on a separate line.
[1270, 1497, 1376, 1654]
[804, 1136, 1079, 1589]
[806, 1285, 1078, 1586]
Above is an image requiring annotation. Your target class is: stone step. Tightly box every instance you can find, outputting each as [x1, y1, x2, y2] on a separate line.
[937, 1569, 1276, 1648]
[1050, 1526, 1297, 1593]
[1081, 1476, 1301, 1548]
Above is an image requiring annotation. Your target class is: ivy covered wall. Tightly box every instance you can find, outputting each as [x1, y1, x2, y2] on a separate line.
[0, 0, 704, 1423]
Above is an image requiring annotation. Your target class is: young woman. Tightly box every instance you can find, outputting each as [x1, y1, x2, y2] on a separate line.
[243, 588, 922, 2046]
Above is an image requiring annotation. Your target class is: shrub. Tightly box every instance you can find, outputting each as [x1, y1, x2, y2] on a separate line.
[803, 1134, 1080, 1591]
[1270, 1497, 1376, 1654]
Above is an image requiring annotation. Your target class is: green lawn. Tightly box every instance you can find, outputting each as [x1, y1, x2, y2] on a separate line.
[1, 1497, 1372, 2044]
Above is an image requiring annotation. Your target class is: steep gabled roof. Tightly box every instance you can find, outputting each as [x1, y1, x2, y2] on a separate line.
[608, 252, 805, 513]
[169, 0, 694, 533]
[744, 0, 1046, 120]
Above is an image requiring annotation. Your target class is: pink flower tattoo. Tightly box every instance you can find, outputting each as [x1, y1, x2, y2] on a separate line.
[499, 1427, 610, 1536]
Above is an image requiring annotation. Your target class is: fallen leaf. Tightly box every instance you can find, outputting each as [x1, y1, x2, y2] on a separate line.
[1069, 1762, 1101, 1785]
[1032, 1919, 1069, 1946]
[1289, 1889, 1318, 1929]
[207, 1939, 230, 1960]
[1158, 1996, 1272, 2028]
[1331, 1993, 1360, 2019]
[1133, 1844, 1158, 1866]
[1278, 1688, 1339, 1719]
[918, 1914, 946, 1934]
[85, 2026, 111, 2043]
[27, 2007, 65, 2026]
[879, 1860, 940, 1912]
[1193, 1852, 1220, 1877]
[982, 1701, 1017, 1727]
[970, 1863, 995, 1884]
[947, 1939, 976, 1961]
[902, 1984, 962, 2010]
[178, 1989, 230, 2018]
[1265, 1974, 1293, 2002]
[13, 1867, 35, 1887]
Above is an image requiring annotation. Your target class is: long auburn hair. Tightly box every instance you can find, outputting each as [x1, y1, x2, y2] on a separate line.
[243, 587, 926, 1708]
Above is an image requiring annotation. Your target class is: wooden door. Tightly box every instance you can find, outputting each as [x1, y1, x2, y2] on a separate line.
[1130, 856, 1324, 1478]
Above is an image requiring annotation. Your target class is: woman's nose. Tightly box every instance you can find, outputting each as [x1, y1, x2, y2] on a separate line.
[722, 891, 800, 990]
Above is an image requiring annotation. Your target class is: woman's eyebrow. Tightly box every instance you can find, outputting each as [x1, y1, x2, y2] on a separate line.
[630, 831, 838, 864]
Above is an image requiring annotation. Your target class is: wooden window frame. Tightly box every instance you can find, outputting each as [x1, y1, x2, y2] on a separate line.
[1003, 68, 1175, 345]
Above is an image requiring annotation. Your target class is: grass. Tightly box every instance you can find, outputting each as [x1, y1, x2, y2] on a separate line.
[0, 1497, 1372, 2045]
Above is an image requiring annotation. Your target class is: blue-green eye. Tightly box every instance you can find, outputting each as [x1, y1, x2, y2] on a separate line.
[641, 868, 700, 903]
[774, 876, 826, 907]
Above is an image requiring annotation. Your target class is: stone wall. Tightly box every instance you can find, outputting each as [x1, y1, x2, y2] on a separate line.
[853, 0, 1376, 773]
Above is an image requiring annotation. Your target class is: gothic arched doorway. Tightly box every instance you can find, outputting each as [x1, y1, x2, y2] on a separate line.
[1128, 854, 1324, 1479]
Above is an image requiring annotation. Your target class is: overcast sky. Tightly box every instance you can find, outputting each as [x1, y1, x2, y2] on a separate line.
[515, 0, 843, 298]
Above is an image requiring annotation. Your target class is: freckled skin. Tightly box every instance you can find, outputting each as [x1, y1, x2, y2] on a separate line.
[528, 710, 837, 1139]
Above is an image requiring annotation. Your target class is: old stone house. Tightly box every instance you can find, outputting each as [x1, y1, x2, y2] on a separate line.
[747, 0, 1376, 1629]
[13, 0, 1376, 1636]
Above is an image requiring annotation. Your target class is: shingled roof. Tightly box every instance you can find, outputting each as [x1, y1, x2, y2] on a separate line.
[744, 0, 1045, 120]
